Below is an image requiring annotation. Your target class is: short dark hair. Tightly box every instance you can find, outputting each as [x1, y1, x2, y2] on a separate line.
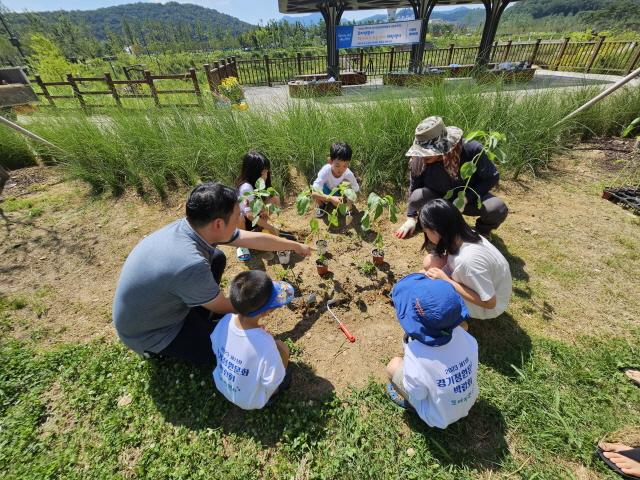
[330, 142, 352, 161]
[229, 270, 273, 316]
[419, 198, 481, 256]
[185, 182, 238, 228]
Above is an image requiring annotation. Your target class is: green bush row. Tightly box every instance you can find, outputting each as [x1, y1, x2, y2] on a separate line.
[20, 83, 640, 197]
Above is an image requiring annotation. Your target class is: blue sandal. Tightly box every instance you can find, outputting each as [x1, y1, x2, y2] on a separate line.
[386, 383, 410, 409]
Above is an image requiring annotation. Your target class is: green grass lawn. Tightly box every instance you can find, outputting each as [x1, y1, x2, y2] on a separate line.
[1, 328, 639, 479]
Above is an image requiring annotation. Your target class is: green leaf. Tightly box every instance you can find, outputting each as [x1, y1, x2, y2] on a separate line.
[367, 192, 380, 211]
[296, 191, 311, 216]
[255, 177, 266, 190]
[373, 203, 383, 222]
[476, 196, 482, 209]
[374, 233, 383, 249]
[328, 210, 339, 227]
[453, 191, 466, 211]
[343, 187, 357, 203]
[266, 187, 278, 197]
[465, 130, 484, 142]
[460, 161, 477, 180]
[622, 117, 640, 138]
[361, 211, 371, 231]
[337, 203, 347, 216]
[251, 198, 264, 219]
[443, 190, 454, 200]
[389, 203, 398, 223]
[309, 217, 319, 235]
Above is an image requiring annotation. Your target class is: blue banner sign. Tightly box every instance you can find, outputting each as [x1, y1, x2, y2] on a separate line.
[336, 20, 422, 49]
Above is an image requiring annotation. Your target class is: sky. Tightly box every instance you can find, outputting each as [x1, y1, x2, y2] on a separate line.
[2, 0, 482, 25]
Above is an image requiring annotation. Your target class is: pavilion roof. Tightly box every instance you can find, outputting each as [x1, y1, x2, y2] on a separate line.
[278, 0, 484, 14]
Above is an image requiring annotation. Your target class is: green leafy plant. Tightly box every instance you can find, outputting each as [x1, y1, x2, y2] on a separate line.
[622, 117, 640, 140]
[296, 182, 358, 234]
[358, 260, 376, 275]
[444, 130, 507, 211]
[239, 177, 280, 227]
[360, 192, 398, 251]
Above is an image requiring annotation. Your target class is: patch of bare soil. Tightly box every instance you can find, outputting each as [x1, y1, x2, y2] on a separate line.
[1, 142, 639, 394]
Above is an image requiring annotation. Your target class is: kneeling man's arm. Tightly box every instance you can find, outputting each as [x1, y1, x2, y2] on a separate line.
[201, 292, 236, 314]
[230, 229, 311, 257]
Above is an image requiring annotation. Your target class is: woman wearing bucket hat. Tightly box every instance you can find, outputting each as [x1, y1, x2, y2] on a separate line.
[385, 273, 479, 429]
[394, 116, 508, 239]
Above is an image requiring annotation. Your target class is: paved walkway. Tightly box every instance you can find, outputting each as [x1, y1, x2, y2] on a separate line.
[243, 70, 636, 110]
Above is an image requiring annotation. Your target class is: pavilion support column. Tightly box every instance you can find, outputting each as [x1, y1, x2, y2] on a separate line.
[409, 0, 437, 74]
[320, 1, 346, 79]
[475, 0, 512, 69]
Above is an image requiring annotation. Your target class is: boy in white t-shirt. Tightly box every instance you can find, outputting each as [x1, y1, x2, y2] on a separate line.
[311, 142, 360, 218]
[385, 273, 479, 429]
[210, 270, 294, 410]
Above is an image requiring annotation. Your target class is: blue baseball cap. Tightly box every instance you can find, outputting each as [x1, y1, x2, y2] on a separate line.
[247, 281, 295, 317]
[391, 273, 469, 346]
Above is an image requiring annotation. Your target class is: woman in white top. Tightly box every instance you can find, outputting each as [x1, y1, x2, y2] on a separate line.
[419, 199, 512, 319]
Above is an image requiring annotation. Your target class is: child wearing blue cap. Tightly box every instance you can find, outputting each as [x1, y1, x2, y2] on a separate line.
[385, 273, 479, 429]
[210, 270, 294, 410]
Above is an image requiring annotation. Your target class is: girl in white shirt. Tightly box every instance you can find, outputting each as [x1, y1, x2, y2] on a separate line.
[419, 199, 512, 320]
[236, 151, 281, 235]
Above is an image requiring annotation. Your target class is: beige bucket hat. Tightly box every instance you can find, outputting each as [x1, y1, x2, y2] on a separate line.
[405, 116, 463, 157]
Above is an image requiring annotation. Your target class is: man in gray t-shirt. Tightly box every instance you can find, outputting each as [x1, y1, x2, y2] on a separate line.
[112, 182, 311, 366]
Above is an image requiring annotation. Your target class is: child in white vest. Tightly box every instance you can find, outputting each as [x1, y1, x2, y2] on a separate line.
[385, 273, 479, 429]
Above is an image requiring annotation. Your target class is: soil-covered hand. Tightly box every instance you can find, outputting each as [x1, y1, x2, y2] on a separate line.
[425, 267, 450, 281]
[329, 196, 342, 207]
[293, 243, 312, 257]
[394, 217, 417, 239]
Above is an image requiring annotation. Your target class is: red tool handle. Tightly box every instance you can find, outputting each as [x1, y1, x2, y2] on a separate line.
[338, 323, 356, 343]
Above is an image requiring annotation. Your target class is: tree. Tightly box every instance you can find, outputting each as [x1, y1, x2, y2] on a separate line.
[27, 33, 72, 81]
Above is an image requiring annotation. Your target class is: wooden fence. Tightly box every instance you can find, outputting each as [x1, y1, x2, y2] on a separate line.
[30, 59, 237, 109]
[233, 37, 640, 86]
[24, 38, 640, 108]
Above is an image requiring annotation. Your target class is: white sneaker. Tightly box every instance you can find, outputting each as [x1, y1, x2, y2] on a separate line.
[236, 247, 251, 261]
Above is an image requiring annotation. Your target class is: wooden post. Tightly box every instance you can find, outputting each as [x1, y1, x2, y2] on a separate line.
[104, 72, 121, 107]
[263, 54, 272, 87]
[34, 75, 55, 106]
[627, 42, 640, 74]
[203, 63, 216, 94]
[389, 47, 395, 73]
[212, 61, 221, 88]
[296, 52, 303, 75]
[144, 70, 160, 107]
[189, 68, 202, 106]
[529, 38, 542, 65]
[220, 58, 227, 79]
[554, 37, 570, 71]
[230, 56, 238, 77]
[359, 48, 364, 72]
[586, 36, 606, 72]
[447, 43, 455, 65]
[503, 40, 513, 61]
[66, 73, 86, 109]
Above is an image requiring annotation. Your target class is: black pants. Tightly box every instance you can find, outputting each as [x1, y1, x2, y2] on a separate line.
[408, 187, 508, 234]
[158, 249, 226, 367]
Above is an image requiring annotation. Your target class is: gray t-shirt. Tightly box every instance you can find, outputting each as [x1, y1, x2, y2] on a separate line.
[112, 218, 236, 354]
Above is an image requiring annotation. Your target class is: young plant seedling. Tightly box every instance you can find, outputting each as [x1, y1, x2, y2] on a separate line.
[315, 253, 329, 276]
[240, 177, 281, 228]
[444, 130, 506, 211]
[622, 117, 640, 150]
[360, 192, 398, 264]
[296, 183, 357, 232]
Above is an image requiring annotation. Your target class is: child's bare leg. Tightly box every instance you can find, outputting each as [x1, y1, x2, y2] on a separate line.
[275, 339, 290, 368]
[385, 356, 409, 400]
